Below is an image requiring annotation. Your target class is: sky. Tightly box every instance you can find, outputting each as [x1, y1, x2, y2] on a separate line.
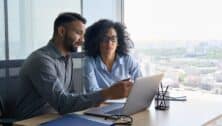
[125, 0, 222, 41]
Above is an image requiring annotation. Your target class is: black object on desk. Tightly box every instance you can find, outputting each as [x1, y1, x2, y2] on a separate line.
[155, 82, 187, 110]
[155, 83, 169, 110]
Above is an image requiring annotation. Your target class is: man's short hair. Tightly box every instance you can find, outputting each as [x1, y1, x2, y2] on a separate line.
[53, 12, 86, 35]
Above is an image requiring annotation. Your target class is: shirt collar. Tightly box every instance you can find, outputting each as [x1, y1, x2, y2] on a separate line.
[47, 40, 70, 59]
[96, 54, 124, 71]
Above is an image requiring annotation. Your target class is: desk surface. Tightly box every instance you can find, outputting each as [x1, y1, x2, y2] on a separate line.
[14, 90, 222, 126]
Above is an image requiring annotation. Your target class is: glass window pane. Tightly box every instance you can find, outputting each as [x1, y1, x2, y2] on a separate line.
[125, 0, 222, 95]
[7, 0, 81, 59]
[0, 0, 5, 60]
[83, 0, 120, 26]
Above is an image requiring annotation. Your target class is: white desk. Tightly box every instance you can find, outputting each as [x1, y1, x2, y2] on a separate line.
[14, 90, 222, 126]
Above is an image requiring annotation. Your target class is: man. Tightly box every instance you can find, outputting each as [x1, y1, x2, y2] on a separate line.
[14, 12, 132, 120]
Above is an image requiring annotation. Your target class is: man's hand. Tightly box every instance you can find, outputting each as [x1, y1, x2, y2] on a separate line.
[101, 80, 133, 99]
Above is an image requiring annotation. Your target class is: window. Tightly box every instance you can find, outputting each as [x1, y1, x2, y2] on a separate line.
[7, 0, 81, 59]
[0, 0, 5, 60]
[83, 0, 122, 26]
[124, 0, 222, 95]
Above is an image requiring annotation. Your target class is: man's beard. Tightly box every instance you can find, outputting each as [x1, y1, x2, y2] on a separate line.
[69, 45, 78, 52]
[63, 35, 78, 52]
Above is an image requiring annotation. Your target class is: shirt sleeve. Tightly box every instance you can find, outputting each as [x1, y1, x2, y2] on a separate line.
[127, 55, 143, 81]
[83, 57, 102, 93]
[29, 55, 105, 114]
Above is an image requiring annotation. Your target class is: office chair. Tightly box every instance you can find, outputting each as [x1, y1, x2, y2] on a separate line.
[71, 52, 86, 94]
[0, 96, 3, 117]
[0, 59, 24, 126]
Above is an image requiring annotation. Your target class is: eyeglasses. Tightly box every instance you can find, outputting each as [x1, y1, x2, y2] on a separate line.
[104, 114, 133, 125]
[102, 36, 118, 43]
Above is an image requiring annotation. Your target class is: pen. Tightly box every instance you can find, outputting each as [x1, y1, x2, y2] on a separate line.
[163, 85, 169, 97]
[162, 85, 169, 107]
[160, 82, 164, 93]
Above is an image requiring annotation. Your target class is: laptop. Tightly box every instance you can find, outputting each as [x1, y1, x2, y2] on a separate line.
[84, 74, 164, 116]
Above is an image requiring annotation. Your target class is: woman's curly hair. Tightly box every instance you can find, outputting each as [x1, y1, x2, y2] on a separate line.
[84, 19, 134, 57]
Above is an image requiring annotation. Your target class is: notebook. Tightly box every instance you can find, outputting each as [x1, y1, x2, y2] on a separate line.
[40, 114, 114, 126]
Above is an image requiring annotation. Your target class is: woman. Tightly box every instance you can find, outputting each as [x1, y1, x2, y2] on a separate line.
[84, 19, 142, 92]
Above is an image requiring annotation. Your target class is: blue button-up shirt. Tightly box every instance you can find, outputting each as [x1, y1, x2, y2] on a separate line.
[84, 55, 142, 92]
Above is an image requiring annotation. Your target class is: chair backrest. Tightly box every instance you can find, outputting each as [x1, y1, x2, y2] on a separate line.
[0, 95, 3, 117]
[0, 55, 86, 117]
[0, 59, 24, 118]
[71, 52, 86, 94]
